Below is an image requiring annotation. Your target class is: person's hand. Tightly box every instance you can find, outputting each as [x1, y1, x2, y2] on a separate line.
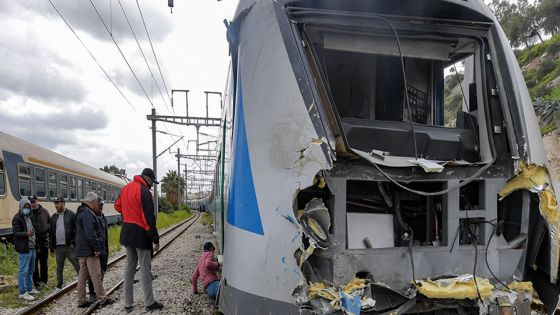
[27, 229, 35, 237]
[37, 248, 41, 254]
[94, 251, 101, 257]
[69, 244, 74, 249]
[154, 243, 160, 252]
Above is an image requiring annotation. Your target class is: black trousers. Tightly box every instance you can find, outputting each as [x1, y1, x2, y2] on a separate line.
[33, 246, 49, 285]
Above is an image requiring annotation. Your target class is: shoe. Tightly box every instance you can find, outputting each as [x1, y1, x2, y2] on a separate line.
[54, 287, 62, 292]
[28, 288, 40, 295]
[145, 301, 164, 311]
[41, 283, 50, 290]
[99, 298, 115, 306]
[125, 306, 134, 313]
[19, 293, 35, 301]
[88, 294, 97, 303]
[78, 301, 93, 308]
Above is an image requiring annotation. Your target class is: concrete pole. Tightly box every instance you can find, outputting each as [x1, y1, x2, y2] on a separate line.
[151, 108, 158, 218]
[177, 148, 181, 211]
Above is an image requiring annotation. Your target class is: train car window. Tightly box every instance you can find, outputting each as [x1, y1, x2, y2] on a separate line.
[69, 177, 77, 201]
[84, 180, 91, 195]
[77, 179, 84, 200]
[48, 171, 57, 200]
[18, 164, 32, 197]
[59, 174, 68, 199]
[0, 160, 5, 197]
[34, 168, 46, 198]
[96, 182, 102, 195]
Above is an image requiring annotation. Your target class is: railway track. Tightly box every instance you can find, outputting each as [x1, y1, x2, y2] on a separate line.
[18, 211, 200, 315]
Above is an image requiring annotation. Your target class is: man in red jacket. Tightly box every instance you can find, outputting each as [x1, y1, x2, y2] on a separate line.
[115, 168, 163, 312]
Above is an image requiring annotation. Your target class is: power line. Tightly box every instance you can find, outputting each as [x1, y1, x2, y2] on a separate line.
[135, 0, 172, 112]
[48, 0, 145, 124]
[116, 0, 171, 113]
[89, 0, 155, 109]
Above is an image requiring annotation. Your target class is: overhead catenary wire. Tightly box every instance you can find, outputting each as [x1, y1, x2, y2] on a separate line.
[116, 0, 171, 113]
[135, 0, 173, 113]
[89, 0, 156, 109]
[47, 0, 146, 126]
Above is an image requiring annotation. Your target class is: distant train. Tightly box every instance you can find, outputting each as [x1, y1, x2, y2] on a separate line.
[202, 0, 560, 314]
[0, 131, 126, 237]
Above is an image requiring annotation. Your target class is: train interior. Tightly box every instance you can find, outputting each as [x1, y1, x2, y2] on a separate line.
[304, 26, 490, 165]
[287, 17, 547, 313]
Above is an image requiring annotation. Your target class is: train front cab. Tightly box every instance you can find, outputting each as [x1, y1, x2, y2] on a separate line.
[218, 0, 560, 314]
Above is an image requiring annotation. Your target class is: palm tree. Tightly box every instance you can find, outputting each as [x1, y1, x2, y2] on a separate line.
[160, 170, 185, 209]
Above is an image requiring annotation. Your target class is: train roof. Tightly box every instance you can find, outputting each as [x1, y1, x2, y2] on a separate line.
[234, 0, 496, 24]
[0, 131, 127, 186]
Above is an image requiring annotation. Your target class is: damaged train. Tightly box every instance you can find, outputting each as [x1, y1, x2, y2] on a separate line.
[204, 0, 560, 314]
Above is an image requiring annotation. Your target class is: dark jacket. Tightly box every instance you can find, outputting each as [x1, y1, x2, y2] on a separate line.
[12, 212, 39, 253]
[32, 204, 50, 248]
[75, 203, 103, 257]
[95, 212, 109, 256]
[115, 175, 159, 249]
[49, 209, 77, 250]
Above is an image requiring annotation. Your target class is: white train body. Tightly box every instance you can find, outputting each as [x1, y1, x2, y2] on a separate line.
[203, 0, 560, 313]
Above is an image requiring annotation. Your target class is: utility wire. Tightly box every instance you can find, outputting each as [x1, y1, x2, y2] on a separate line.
[89, 0, 155, 109]
[48, 0, 146, 125]
[116, 0, 171, 113]
[135, 0, 173, 112]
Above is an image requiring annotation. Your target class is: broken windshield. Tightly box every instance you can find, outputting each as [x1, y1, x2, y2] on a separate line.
[303, 25, 487, 163]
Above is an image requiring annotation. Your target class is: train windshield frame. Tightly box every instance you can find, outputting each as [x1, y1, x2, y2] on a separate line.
[293, 14, 498, 165]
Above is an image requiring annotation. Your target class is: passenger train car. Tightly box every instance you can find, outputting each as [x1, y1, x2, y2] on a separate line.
[0, 131, 126, 237]
[205, 0, 560, 313]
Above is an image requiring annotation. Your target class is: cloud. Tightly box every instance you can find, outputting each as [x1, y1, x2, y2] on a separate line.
[0, 29, 87, 103]
[0, 0, 173, 44]
[0, 106, 109, 149]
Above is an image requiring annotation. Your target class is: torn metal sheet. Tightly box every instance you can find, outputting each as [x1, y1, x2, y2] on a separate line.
[415, 274, 494, 300]
[300, 198, 331, 249]
[307, 278, 368, 315]
[498, 161, 560, 283]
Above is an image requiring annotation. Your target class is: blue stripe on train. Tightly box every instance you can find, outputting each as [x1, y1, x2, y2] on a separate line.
[226, 73, 264, 236]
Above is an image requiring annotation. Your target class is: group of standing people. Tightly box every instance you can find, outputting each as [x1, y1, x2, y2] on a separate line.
[12, 193, 110, 305]
[11, 168, 164, 312]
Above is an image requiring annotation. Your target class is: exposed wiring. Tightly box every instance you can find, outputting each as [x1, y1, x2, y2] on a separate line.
[372, 37, 497, 197]
[464, 209, 485, 305]
[485, 223, 511, 290]
[371, 16, 418, 160]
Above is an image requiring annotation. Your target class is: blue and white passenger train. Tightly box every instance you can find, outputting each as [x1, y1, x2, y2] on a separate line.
[201, 0, 560, 313]
[0, 131, 126, 237]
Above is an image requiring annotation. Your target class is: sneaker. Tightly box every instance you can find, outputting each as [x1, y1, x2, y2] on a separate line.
[41, 283, 50, 290]
[145, 301, 164, 311]
[125, 306, 134, 313]
[77, 301, 93, 308]
[54, 287, 62, 293]
[28, 288, 40, 295]
[19, 293, 35, 301]
[88, 294, 97, 303]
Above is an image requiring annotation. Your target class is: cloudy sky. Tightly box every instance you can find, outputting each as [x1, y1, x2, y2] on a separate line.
[0, 0, 237, 188]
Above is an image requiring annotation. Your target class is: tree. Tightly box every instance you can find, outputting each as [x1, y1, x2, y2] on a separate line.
[100, 165, 127, 177]
[538, 0, 560, 35]
[160, 170, 185, 209]
[490, 0, 543, 47]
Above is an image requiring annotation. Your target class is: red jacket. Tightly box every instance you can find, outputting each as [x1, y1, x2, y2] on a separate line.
[192, 251, 219, 293]
[115, 175, 159, 249]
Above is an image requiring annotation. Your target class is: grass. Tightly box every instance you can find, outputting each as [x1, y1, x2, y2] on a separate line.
[0, 210, 191, 309]
[201, 212, 213, 226]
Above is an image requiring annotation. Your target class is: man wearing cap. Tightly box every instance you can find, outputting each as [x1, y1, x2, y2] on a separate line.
[30, 195, 50, 289]
[49, 196, 79, 290]
[115, 168, 163, 312]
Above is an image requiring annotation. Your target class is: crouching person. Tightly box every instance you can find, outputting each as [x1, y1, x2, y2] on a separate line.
[75, 192, 114, 308]
[191, 242, 220, 299]
[12, 198, 40, 301]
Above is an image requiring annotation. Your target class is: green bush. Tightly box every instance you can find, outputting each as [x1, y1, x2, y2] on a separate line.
[538, 59, 556, 78]
[158, 197, 174, 213]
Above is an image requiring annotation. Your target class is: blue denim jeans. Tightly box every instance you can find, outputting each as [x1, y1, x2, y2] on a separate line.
[18, 249, 36, 295]
[206, 280, 219, 299]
